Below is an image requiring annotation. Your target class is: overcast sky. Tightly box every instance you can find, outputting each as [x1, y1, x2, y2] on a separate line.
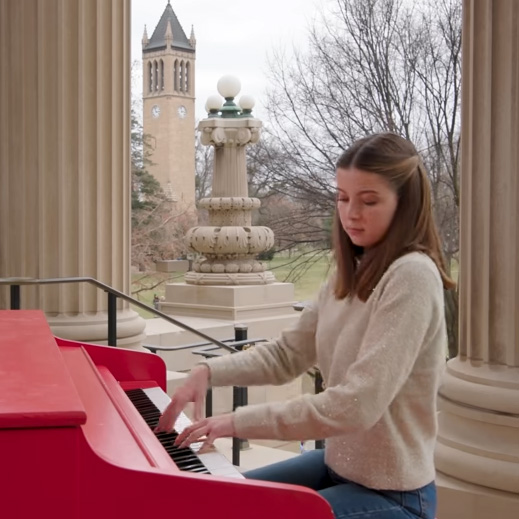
[131, 0, 323, 121]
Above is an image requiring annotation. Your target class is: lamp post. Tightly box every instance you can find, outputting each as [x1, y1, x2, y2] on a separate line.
[185, 76, 276, 285]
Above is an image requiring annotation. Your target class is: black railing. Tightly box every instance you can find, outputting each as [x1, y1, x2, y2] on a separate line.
[313, 369, 326, 450]
[10, 284, 21, 310]
[0, 276, 237, 352]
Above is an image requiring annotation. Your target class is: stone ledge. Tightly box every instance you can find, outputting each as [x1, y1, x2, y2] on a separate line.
[155, 260, 190, 273]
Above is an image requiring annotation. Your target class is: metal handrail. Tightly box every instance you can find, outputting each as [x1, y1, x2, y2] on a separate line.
[0, 276, 237, 352]
[143, 338, 268, 354]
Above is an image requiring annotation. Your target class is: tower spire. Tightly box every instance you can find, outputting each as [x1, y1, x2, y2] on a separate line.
[143, 1, 194, 53]
[165, 19, 173, 44]
[141, 25, 149, 48]
[189, 25, 196, 49]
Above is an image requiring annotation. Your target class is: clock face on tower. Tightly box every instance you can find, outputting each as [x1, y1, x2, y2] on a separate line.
[151, 105, 160, 118]
[177, 105, 187, 119]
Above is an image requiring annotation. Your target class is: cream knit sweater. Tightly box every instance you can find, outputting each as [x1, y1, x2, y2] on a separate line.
[203, 252, 447, 490]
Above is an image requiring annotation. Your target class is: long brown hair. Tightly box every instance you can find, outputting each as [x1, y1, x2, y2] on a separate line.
[333, 132, 455, 301]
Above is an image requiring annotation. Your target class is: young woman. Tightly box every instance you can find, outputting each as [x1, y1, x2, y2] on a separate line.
[156, 132, 455, 519]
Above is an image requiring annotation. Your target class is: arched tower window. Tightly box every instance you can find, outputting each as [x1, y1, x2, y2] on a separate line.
[185, 62, 190, 94]
[160, 59, 164, 90]
[148, 62, 153, 93]
[154, 60, 159, 91]
[173, 60, 178, 92]
[179, 60, 184, 92]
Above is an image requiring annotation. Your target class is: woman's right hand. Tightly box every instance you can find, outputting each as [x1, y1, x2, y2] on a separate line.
[155, 364, 210, 433]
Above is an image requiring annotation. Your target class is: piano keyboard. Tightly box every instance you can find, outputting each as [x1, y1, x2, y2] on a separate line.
[125, 387, 243, 479]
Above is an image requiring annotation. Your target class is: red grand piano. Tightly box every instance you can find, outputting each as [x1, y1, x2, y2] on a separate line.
[0, 310, 334, 519]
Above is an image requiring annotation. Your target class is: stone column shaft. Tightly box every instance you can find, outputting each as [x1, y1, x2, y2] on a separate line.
[0, 0, 144, 346]
[213, 139, 249, 197]
[459, 0, 519, 367]
[435, 0, 519, 505]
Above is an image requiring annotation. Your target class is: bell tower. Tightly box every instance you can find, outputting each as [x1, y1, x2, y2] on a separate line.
[142, 1, 196, 207]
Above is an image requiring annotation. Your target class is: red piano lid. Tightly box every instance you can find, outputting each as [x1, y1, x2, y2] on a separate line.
[0, 310, 87, 429]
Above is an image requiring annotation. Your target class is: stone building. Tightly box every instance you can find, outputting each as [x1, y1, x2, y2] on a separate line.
[141, 1, 196, 208]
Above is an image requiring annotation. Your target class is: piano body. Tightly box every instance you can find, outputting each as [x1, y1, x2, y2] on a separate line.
[0, 311, 334, 519]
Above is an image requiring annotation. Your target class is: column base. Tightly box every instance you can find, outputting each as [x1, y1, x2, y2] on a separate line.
[436, 471, 519, 519]
[46, 308, 147, 350]
[435, 357, 519, 507]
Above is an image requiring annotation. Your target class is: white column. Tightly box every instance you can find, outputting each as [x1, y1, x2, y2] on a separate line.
[435, 1, 519, 516]
[0, 0, 145, 347]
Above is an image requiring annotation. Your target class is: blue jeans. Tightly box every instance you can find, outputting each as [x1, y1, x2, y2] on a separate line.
[244, 449, 436, 519]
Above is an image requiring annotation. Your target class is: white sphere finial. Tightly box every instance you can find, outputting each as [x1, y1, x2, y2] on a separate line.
[217, 75, 241, 99]
[239, 94, 255, 111]
[205, 94, 223, 112]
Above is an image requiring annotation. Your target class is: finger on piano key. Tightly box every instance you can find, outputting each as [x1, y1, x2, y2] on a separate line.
[136, 387, 244, 478]
[175, 420, 208, 448]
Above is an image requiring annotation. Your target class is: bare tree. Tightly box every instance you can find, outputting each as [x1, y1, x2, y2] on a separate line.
[131, 195, 196, 272]
[261, 0, 461, 351]
[262, 0, 460, 254]
[414, 0, 462, 266]
[246, 139, 332, 255]
[195, 130, 213, 202]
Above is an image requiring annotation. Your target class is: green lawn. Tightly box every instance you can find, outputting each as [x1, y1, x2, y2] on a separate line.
[266, 253, 332, 301]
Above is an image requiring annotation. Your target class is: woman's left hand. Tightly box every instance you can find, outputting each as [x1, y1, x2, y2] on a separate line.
[175, 413, 235, 450]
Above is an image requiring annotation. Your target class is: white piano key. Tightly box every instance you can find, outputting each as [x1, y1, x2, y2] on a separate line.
[142, 387, 244, 479]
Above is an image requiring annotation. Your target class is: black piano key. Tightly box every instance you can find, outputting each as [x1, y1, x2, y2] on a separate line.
[178, 462, 209, 473]
[125, 388, 210, 474]
[164, 451, 197, 462]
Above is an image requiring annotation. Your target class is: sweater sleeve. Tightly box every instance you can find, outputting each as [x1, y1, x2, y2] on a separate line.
[201, 296, 320, 388]
[232, 258, 444, 441]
